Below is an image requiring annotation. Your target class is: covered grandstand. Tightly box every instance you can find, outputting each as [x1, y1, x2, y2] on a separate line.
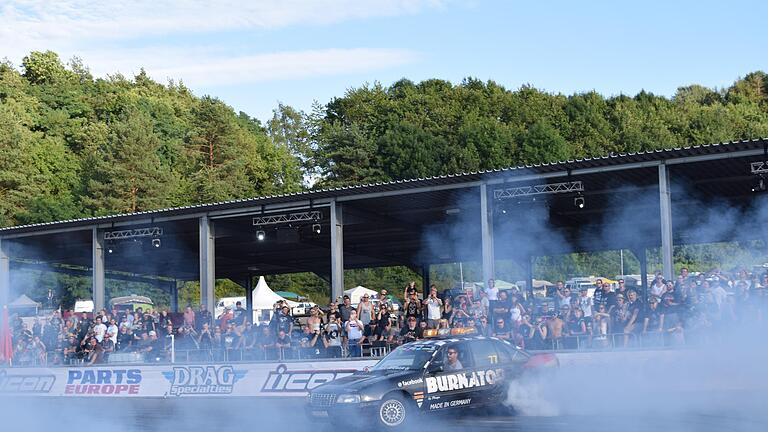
[1, 138, 767, 313]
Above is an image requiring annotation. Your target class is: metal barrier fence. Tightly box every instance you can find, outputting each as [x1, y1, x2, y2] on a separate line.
[13, 329, 715, 367]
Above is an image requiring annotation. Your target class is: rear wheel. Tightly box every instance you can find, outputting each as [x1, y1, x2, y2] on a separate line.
[377, 394, 411, 428]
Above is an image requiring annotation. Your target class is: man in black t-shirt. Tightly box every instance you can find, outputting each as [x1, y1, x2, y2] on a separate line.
[232, 301, 249, 329]
[404, 292, 422, 323]
[399, 317, 422, 343]
[195, 304, 213, 331]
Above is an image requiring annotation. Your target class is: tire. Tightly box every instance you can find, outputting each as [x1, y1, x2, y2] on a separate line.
[377, 393, 412, 429]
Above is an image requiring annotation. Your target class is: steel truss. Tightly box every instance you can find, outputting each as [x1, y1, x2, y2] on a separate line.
[493, 181, 583, 200]
[104, 227, 163, 240]
[750, 161, 768, 174]
[252, 210, 322, 226]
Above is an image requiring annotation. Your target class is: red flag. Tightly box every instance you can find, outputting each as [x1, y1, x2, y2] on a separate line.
[0, 305, 12, 365]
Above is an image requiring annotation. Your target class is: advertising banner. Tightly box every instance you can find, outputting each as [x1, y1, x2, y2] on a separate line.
[0, 359, 378, 398]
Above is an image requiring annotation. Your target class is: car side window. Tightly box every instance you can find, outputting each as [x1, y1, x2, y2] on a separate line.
[493, 340, 529, 364]
[470, 340, 501, 367]
[443, 343, 474, 370]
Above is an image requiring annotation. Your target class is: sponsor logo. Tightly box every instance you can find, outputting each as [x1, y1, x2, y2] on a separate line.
[398, 378, 424, 388]
[413, 391, 425, 408]
[162, 366, 246, 397]
[429, 398, 472, 410]
[65, 369, 142, 395]
[425, 368, 504, 394]
[262, 364, 355, 393]
[0, 370, 55, 394]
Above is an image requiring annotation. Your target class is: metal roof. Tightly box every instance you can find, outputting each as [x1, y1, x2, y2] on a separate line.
[1, 137, 766, 236]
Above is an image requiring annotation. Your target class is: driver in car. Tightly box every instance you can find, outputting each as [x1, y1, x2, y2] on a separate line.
[446, 347, 463, 371]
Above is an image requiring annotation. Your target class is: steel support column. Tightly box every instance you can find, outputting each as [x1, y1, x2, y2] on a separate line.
[92, 228, 106, 312]
[245, 273, 254, 323]
[480, 183, 495, 290]
[422, 265, 431, 293]
[169, 280, 179, 313]
[330, 200, 344, 302]
[638, 248, 649, 306]
[658, 163, 674, 279]
[0, 239, 9, 308]
[199, 216, 216, 314]
[526, 256, 535, 300]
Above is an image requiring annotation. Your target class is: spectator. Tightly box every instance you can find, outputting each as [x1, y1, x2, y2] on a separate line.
[423, 287, 443, 329]
[219, 307, 234, 331]
[307, 307, 323, 333]
[475, 316, 492, 337]
[275, 329, 292, 359]
[257, 326, 276, 359]
[442, 295, 454, 322]
[403, 291, 422, 324]
[197, 323, 214, 350]
[195, 304, 213, 331]
[345, 310, 365, 357]
[649, 274, 667, 299]
[643, 296, 665, 337]
[485, 278, 499, 301]
[299, 326, 322, 358]
[357, 294, 374, 327]
[509, 294, 526, 325]
[593, 283, 613, 310]
[375, 304, 393, 336]
[326, 302, 341, 324]
[274, 306, 293, 336]
[545, 313, 565, 349]
[399, 317, 421, 344]
[116, 326, 133, 352]
[93, 317, 107, 343]
[101, 332, 115, 360]
[578, 287, 593, 319]
[493, 318, 511, 340]
[232, 301, 249, 329]
[322, 317, 343, 358]
[403, 281, 418, 300]
[184, 306, 196, 328]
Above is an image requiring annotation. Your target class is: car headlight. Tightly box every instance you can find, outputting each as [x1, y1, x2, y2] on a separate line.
[336, 394, 361, 404]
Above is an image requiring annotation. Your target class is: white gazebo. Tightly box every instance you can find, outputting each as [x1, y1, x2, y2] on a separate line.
[251, 276, 297, 322]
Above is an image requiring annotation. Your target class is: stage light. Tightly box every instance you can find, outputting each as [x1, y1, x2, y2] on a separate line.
[256, 230, 266, 241]
[152, 238, 161, 248]
[312, 224, 322, 234]
[574, 196, 585, 209]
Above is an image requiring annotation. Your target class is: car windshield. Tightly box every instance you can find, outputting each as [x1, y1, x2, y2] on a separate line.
[371, 344, 439, 371]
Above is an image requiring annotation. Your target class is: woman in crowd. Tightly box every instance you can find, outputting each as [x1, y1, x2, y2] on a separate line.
[357, 294, 374, 327]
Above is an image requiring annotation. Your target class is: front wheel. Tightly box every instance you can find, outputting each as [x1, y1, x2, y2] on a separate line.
[377, 394, 411, 428]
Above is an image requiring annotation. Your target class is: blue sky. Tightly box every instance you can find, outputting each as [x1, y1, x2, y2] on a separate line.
[2, 0, 767, 122]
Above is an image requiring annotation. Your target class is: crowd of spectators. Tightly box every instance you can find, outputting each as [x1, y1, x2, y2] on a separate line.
[6, 267, 768, 366]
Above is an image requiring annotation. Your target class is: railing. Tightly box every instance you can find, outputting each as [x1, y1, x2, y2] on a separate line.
[6, 328, 720, 367]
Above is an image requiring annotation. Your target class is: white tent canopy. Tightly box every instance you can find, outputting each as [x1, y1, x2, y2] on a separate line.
[252, 276, 298, 310]
[8, 294, 41, 315]
[8, 294, 41, 308]
[344, 286, 378, 304]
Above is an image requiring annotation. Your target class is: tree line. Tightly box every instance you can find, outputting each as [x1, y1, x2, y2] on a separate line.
[3, 51, 767, 306]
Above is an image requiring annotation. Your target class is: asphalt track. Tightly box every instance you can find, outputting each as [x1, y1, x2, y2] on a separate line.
[3, 396, 766, 432]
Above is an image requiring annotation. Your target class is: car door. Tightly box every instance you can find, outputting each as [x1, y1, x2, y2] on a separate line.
[423, 343, 476, 412]
[468, 339, 506, 405]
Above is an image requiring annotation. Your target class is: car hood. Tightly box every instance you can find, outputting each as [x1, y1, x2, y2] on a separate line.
[313, 370, 418, 393]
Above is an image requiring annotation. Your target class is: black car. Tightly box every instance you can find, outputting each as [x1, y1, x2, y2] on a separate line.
[305, 333, 557, 429]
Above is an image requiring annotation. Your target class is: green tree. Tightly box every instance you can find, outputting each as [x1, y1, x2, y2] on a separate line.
[82, 111, 176, 214]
